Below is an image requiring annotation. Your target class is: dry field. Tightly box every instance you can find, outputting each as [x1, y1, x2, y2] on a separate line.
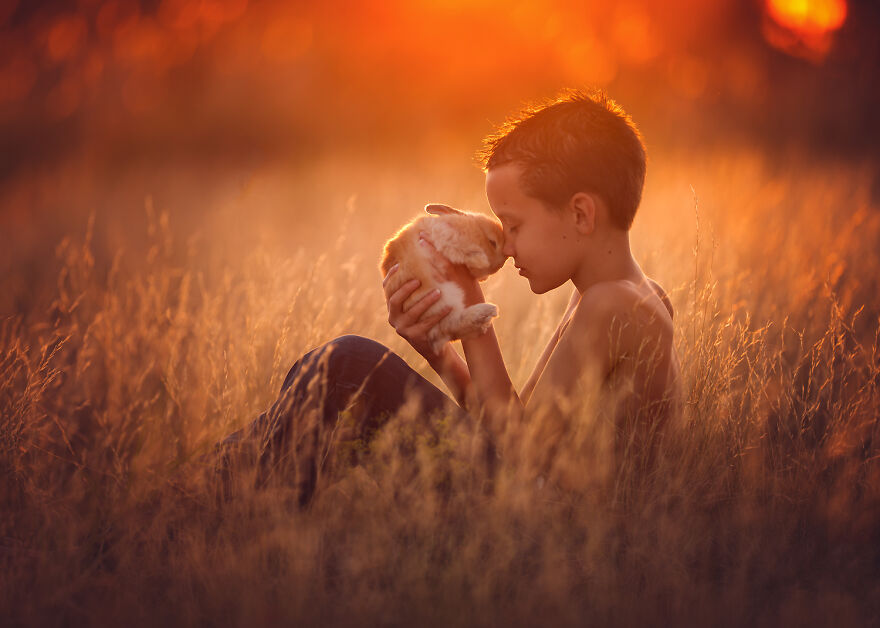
[2, 146, 879, 626]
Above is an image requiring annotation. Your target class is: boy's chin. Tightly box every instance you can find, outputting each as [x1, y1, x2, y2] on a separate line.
[526, 277, 565, 294]
[526, 276, 555, 295]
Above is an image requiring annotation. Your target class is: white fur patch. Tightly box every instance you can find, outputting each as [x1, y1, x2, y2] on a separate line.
[437, 281, 465, 310]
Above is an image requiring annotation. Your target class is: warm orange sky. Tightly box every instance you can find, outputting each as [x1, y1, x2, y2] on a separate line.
[1, 0, 877, 326]
[0, 0, 876, 176]
[0, 0, 850, 110]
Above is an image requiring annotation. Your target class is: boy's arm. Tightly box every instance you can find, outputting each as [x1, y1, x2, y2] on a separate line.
[424, 343, 473, 408]
[383, 264, 474, 408]
[414, 237, 523, 431]
[460, 323, 522, 435]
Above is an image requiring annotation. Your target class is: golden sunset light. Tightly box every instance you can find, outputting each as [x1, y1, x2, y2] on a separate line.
[767, 0, 847, 33]
[763, 0, 849, 60]
[1, 0, 878, 626]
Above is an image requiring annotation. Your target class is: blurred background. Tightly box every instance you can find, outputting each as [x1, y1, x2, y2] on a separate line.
[1, 0, 878, 321]
[5, 5, 880, 624]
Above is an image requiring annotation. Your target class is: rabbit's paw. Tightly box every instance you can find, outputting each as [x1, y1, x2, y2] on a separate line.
[458, 303, 498, 335]
[428, 328, 453, 355]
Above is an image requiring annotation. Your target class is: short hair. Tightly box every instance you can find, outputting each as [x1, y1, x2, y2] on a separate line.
[478, 89, 647, 231]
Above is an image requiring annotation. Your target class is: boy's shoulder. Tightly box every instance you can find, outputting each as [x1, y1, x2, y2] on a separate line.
[570, 278, 674, 347]
[526, 277, 678, 409]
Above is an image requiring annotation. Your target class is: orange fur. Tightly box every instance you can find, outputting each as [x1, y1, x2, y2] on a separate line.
[380, 204, 508, 352]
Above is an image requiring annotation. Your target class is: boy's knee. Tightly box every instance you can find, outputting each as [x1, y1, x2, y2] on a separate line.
[307, 334, 393, 376]
[329, 334, 388, 359]
[326, 334, 398, 376]
[280, 335, 396, 394]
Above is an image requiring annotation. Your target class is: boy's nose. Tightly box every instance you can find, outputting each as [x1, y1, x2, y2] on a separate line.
[501, 238, 515, 258]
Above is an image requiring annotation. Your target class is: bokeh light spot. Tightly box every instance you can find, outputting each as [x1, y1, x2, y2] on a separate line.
[47, 15, 89, 63]
[763, 0, 847, 61]
[113, 17, 166, 70]
[97, 1, 140, 41]
[561, 37, 619, 86]
[612, 4, 661, 65]
[766, 0, 847, 34]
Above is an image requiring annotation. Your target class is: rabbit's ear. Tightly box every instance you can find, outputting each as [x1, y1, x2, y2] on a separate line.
[425, 203, 465, 216]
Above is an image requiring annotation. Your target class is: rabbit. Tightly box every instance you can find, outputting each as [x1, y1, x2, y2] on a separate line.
[380, 203, 508, 354]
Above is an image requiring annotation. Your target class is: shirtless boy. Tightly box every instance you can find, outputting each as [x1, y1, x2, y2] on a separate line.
[383, 90, 681, 474]
[220, 90, 680, 502]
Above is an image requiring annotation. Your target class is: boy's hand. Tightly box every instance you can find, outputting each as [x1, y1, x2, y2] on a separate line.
[417, 233, 485, 306]
[383, 264, 453, 360]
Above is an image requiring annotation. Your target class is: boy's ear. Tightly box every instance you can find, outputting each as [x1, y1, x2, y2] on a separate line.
[568, 192, 596, 235]
[425, 203, 465, 216]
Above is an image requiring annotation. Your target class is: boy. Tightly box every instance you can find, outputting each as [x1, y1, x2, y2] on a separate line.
[384, 90, 681, 476]
[219, 89, 679, 504]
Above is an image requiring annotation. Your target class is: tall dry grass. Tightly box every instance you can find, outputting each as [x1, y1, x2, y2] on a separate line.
[1, 148, 879, 626]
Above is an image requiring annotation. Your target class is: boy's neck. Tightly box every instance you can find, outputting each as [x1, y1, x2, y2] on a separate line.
[572, 230, 644, 294]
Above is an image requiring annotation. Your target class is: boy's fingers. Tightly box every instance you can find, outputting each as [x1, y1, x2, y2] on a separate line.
[381, 264, 399, 289]
[382, 266, 405, 300]
[403, 289, 441, 320]
[411, 306, 453, 334]
[386, 278, 419, 306]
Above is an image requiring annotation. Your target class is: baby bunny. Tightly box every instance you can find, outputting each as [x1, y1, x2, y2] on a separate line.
[380, 203, 508, 354]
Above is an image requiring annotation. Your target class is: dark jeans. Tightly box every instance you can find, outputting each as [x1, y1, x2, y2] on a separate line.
[215, 335, 475, 505]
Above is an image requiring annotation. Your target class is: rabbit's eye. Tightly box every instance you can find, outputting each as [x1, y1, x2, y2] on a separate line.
[489, 239, 497, 248]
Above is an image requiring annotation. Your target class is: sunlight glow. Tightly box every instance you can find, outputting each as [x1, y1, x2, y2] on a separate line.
[763, 0, 847, 61]
[766, 0, 847, 34]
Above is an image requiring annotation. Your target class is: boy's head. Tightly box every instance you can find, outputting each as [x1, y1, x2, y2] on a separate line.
[478, 89, 646, 231]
